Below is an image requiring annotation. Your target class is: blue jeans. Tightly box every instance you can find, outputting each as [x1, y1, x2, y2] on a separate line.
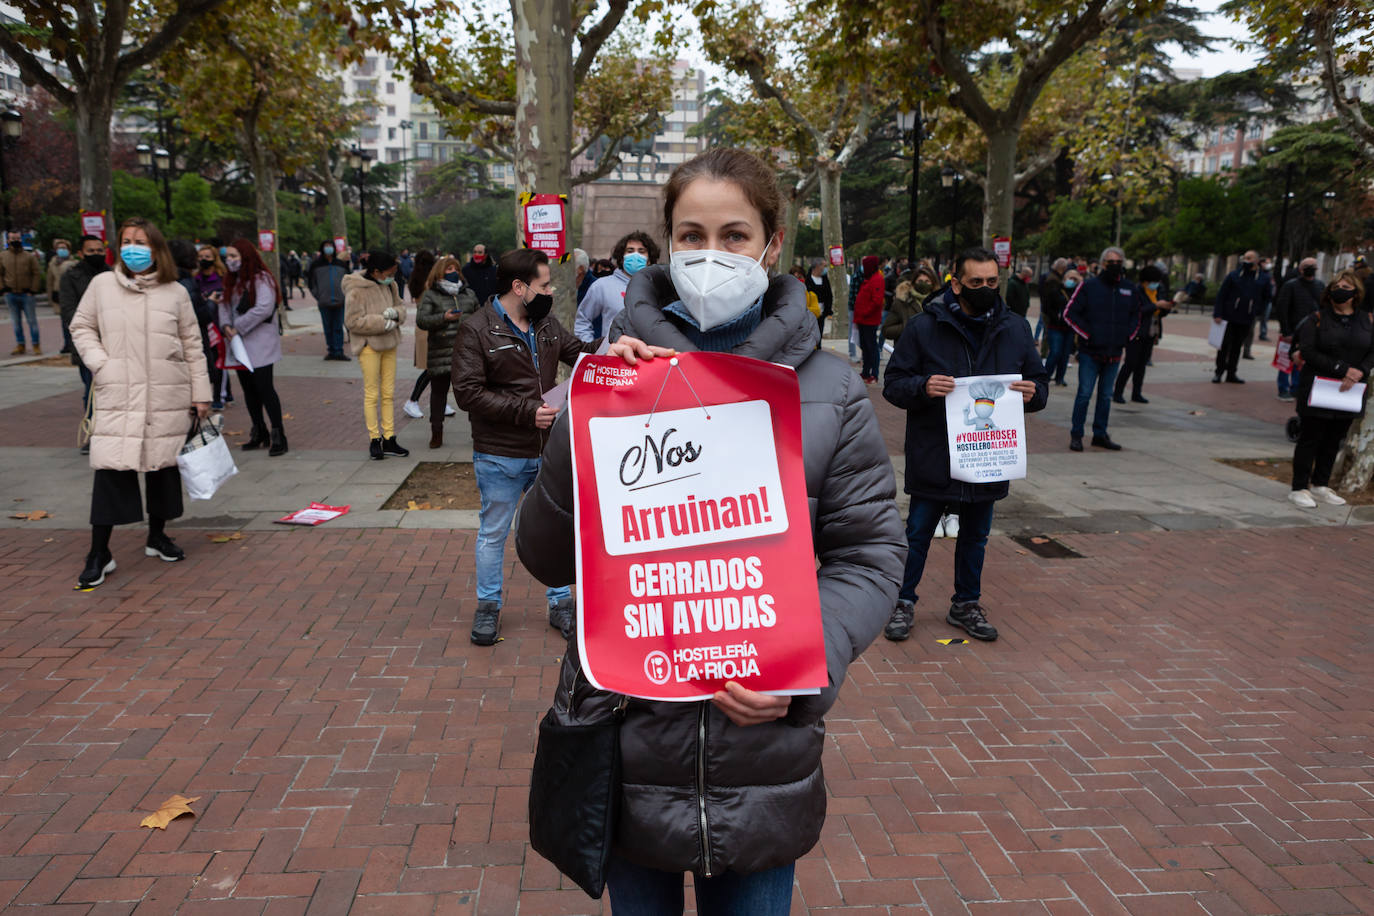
[607, 856, 794, 916]
[898, 498, 996, 605]
[318, 304, 345, 356]
[1277, 368, 1298, 396]
[1071, 355, 1121, 439]
[7, 293, 39, 346]
[1045, 328, 1072, 383]
[473, 452, 570, 607]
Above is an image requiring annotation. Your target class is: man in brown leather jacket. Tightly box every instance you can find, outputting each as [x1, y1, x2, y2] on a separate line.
[450, 248, 602, 646]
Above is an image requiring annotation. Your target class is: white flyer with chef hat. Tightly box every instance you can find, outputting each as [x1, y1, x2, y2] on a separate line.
[945, 374, 1027, 483]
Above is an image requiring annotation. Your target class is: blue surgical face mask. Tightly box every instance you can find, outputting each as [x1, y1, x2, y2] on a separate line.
[1064, 278, 1078, 289]
[56, 248, 69, 259]
[323, 245, 335, 256]
[379, 276, 394, 286]
[622, 251, 648, 275]
[1146, 281, 1160, 291]
[121, 244, 153, 273]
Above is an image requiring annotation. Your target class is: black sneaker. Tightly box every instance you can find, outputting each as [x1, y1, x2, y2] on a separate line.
[382, 436, 409, 457]
[1225, 375, 1245, 384]
[145, 533, 185, 562]
[884, 600, 915, 641]
[1131, 395, 1149, 404]
[369, 438, 384, 460]
[1091, 434, 1122, 450]
[1069, 437, 1083, 452]
[947, 601, 998, 641]
[77, 550, 116, 588]
[548, 598, 575, 637]
[1112, 394, 1126, 404]
[1212, 372, 1222, 384]
[471, 600, 501, 646]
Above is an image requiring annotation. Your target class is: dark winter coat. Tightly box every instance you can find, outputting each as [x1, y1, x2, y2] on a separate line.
[883, 289, 1050, 504]
[1040, 272, 1069, 331]
[450, 299, 599, 458]
[415, 282, 478, 380]
[1213, 267, 1270, 326]
[307, 255, 349, 308]
[1064, 273, 1141, 360]
[58, 258, 110, 370]
[1004, 275, 1030, 317]
[1274, 276, 1325, 338]
[1295, 304, 1374, 419]
[515, 264, 904, 877]
[461, 258, 499, 307]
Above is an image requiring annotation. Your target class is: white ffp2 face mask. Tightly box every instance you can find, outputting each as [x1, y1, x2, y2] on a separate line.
[668, 239, 773, 331]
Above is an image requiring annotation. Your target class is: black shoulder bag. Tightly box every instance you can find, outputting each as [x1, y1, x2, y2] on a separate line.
[528, 681, 628, 899]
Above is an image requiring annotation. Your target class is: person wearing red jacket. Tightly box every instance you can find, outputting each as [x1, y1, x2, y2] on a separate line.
[854, 254, 886, 382]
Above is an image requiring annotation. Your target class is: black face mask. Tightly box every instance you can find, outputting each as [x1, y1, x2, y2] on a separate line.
[1330, 287, 1356, 304]
[199, 258, 214, 268]
[525, 292, 554, 323]
[1302, 266, 1317, 278]
[1242, 262, 1256, 273]
[83, 253, 106, 270]
[8, 241, 20, 250]
[1102, 263, 1124, 282]
[960, 285, 998, 316]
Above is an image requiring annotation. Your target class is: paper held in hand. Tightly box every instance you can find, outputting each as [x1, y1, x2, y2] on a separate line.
[1208, 320, 1227, 349]
[1307, 377, 1367, 413]
[945, 374, 1027, 484]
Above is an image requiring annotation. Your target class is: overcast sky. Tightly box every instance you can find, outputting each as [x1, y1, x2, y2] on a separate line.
[1168, 0, 1260, 76]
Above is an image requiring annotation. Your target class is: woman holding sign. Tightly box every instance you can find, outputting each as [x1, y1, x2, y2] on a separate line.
[1287, 269, 1374, 508]
[517, 148, 904, 912]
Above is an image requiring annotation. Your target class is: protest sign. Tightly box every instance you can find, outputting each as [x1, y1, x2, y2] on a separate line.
[1272, 337, 1292, 373]
[1208, 320, 1227, 349]
[569, 352, 827, 701]
[520, 192, 569, 261]
[81, 211, 107, 242]
[257, 230, 276, 252]
[945, 374, 1027, 483]
[828, 244, 844, 267]
[992, 236, 1011, 268]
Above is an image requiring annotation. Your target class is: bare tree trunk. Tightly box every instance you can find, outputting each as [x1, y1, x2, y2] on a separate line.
[1332, 397, 1374, 493]
[513, 0, 576, 328]
[323, 152, 347, 244]
[779, 170, 818, 274]
[818, 164, 849, 339]
[75, 92, 116, 239]
[983, 124, 1020, 246]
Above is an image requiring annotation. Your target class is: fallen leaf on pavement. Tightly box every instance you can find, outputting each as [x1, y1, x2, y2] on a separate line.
[140, 794, 201, 830]
[1030, 536, 1049, 544]
[225, 429, 243, 436]
[322, 400, 332, 405]
[1254, 460, 1267, 466]
[10, 510, 49, 521]
[1189, 410, 1205, 416]
[43, 537, 53, 543]
[207, 532, 244, 543]
[282, 413, 294, 420]
[407, 499, 418, 510]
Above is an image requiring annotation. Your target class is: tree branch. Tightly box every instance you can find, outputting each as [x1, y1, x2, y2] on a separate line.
[831, 86, 874, 169]
[738, 58, 825, 152]
[407, 19, 516, 116]
[919, 0, 998, 128]
[573, 0, 630, 85]
[0, 31, 73, 103]
[1316, 10, 1374, 159]
[1014, 145, 1061, 189]
[1007, 0, 1124, 120]
[115, 0, 230, 85]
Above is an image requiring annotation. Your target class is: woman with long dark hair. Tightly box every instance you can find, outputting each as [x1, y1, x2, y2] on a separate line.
[221, 239, 287, 456]
[69, 217, 211, 588]
[403, 249, 438, 418]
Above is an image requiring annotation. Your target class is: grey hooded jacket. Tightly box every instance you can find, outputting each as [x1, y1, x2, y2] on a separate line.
[516, 264, 904, 876]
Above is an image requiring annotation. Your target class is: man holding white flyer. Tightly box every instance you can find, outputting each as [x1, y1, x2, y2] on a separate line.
[1287, 269, 1374, 508]
[882, 247, 1049, 643]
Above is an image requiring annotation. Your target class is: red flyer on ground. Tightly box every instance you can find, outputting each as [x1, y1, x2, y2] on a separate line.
[276, 503, 350, 526]
[568, 352, 826, 701]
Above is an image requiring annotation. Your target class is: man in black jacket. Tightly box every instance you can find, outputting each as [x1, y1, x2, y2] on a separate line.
[56, 235, 109, 430]
[1005, 266, 1032, 318]
[461, 243, 499, 307]
[882, 247, 1049, 643]
[1213, 250, 1269, 383]
[1273, 257, 1324, 400]
[1065, 246, 1139, 451]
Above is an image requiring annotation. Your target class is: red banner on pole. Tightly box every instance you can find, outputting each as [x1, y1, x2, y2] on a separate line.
[81, 211, 106, 243]
[568, 352, 827, 701]
[828, 244, 844, 267]
[520, 192, 569, 262]
[258, 230, 277, 253]
[333, 236, 348, 256]
[993, 236, 1012, 268]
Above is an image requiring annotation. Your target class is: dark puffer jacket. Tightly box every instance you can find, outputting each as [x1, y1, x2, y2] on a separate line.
[414, 282, 477, 379]
[883, 290, 1050, 504]
[1295, 304, 1374, 419]
[515, 264, 905, 877]
[1064, 273, 1141, 360]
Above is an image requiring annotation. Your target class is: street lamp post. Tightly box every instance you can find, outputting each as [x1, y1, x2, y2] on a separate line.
[0, 108, 22, 230]
[136, 143, 173, 223]
[897, 108, 921, 268]
[940, 166, 960, 272]
[398, 119, 413, 208]
[1266, 148, 1295, 281]
[381, 204, 393, 250]
[348, 146, 373, 251]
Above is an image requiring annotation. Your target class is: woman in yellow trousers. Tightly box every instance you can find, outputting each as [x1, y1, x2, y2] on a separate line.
[343, 250, 411, 460]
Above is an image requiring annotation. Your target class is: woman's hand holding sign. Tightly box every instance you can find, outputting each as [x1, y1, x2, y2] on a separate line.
[1009, 380, 1037, 403]
[712, 681, 791, 727]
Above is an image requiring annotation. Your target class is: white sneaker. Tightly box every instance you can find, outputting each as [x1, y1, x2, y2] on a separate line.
[943, 514, 960, 539]
[1310, 486, 1347, 506]
[933, 515, 946, 538]
[402, 399, 424, 419]
[1288, 489, 1317, 508]
[444, 403, 456, 417]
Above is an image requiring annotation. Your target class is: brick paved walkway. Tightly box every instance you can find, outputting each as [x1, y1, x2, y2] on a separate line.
[2, 524, 1371, 914]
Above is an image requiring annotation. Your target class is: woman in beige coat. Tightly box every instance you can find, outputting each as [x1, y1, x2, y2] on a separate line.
[69, 217, 212, 589]
[343, 250, 410, 460]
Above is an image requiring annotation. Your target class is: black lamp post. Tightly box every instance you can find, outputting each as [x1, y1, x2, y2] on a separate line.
[398, 119, 413, 207]
[348, 145, 373, 251]
[897, 108, 921, 268]
[940, 166, 960, 271]
[136, 143, 173, 223]
[1267, 147, 1294, 280]
[380, 204, 393, 250]
[0, 108, 22, 230]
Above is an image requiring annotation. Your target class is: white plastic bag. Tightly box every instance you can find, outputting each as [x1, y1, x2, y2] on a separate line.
[178, 420, 238, 500]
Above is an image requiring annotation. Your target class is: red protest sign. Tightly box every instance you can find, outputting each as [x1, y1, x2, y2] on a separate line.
[828, 244, 844, 267]
[992, 236, 1011, 268]
[258, 230, 276, 252]
[521, 192, 569, 261]
[81, 211, 107, 242]
[569, 352, 826, 701]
